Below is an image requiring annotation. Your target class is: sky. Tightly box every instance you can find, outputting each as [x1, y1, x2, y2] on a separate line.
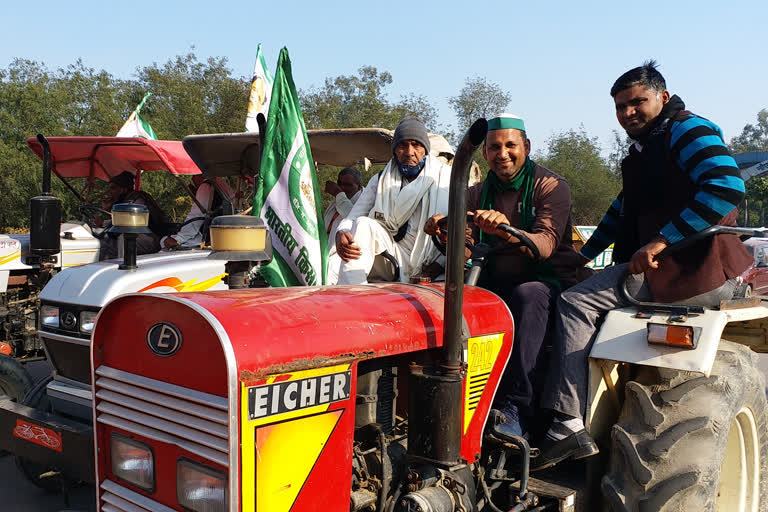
[2, 0, 767, 154]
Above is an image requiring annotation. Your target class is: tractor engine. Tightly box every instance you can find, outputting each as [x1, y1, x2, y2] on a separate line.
[0, 276, 47, 358]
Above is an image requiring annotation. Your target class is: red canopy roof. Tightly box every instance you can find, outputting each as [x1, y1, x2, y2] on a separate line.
[26, 137, 201, 181]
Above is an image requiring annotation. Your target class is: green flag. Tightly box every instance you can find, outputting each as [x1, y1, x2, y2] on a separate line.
[253, 48, 327, 286]
[116, 92, 158, 140]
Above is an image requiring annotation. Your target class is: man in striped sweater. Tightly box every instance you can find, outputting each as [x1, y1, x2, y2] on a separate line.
[533, 61, 751, 470]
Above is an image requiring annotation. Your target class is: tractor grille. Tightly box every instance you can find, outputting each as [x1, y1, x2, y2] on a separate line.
[41, 331, 91, 384]
[94, 365, 229, 467]
[101, 479, 176, 512]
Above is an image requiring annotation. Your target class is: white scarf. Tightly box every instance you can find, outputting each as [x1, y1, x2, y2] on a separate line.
[370, 155, 451, 279]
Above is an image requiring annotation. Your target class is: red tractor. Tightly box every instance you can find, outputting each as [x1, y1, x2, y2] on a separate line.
[87, 120, 768, 511]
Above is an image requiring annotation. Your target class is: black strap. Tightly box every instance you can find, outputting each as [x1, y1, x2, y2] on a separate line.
[393, 222, 408, 242]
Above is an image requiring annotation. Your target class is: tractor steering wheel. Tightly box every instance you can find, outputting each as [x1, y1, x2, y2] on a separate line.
[431, 215, 541, 261]
[78, 204, 112, 239]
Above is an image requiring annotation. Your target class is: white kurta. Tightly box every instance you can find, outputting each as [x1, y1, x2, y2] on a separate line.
[160, 179, 234, 249]
[323, 189, 361, 251]
[328, 155, 451, 284]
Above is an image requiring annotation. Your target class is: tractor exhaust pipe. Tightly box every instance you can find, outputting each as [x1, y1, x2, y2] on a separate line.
[37, 133, 53, 196]
[442, 118, 488, 373]
[30, 134, 62, 258]
[407, 119, 487, 467]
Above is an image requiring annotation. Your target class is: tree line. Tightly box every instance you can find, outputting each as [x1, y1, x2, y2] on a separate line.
[0, 52, 765, 229]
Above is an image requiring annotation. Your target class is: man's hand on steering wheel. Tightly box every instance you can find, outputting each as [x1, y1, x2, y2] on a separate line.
[473, 209, 519, 243]
[79, 204, 113, 238]
[424, 213, 474, 259]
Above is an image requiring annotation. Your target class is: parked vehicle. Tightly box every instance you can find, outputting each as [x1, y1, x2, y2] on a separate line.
[0, 135, 201, 403]
[738, 237, 768, 296]
[81, 120, 768, 511]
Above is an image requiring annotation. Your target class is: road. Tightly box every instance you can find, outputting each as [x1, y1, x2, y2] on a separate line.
[3, 354, 768, 511]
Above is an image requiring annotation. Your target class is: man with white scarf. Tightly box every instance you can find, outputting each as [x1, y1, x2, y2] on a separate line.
[328, 117, 451, 284]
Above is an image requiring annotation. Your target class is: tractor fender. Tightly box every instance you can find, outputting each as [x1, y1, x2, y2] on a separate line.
[589, 304, 768, 376]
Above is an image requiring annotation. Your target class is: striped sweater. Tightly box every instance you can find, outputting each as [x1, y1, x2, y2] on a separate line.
[581, 114, 744, 261]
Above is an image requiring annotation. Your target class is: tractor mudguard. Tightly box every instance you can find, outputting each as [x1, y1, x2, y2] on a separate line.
[589, 304, 768, 376]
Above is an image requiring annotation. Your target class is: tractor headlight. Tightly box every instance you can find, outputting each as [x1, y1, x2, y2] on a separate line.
[40, 305, 59, 329]
[177, 458, 227, 512]
[110, 433, 154, 492]
[79, 310, 98, 334]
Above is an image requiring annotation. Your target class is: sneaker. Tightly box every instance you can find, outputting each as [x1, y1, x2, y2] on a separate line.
[496, 403, 526, 438]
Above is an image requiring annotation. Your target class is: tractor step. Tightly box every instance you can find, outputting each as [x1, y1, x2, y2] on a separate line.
[510, 477, 577, 512]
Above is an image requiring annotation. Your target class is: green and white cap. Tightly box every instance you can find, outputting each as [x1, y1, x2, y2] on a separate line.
[487, 113, 526, 132]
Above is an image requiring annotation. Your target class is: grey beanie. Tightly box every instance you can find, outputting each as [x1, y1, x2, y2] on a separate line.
[392, 117, 430, 155]
[109, 171, 135, 190]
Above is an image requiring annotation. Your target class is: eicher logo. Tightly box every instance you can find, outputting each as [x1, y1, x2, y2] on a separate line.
[248, 371, 351, 420]
[146, 322, 183, 356]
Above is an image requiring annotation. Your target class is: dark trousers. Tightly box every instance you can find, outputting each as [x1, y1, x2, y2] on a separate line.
[492, 281, 557, 411]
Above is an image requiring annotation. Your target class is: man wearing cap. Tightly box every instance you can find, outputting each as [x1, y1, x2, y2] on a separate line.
[324, 167, 363, 254]
[100, 171, 166, 259]
[426, 114, 582, 439]
[327, 117, 451, 284]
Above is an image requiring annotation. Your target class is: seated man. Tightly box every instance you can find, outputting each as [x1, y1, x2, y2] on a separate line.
[162, 174, 234, 250]
[100, 171, 166, 260]
[536, 61, 751, 470]
[426, 114, 582, 437]
[324, 167, 363, 253]
[328, 117, 451, 284]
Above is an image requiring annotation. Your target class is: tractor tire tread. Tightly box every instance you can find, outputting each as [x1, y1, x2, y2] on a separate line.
[602, 341, 768, 511]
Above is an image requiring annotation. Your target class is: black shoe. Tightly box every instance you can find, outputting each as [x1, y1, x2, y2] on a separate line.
[530, 429, 598, 471]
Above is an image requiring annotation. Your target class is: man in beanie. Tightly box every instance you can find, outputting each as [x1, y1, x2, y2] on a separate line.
[536, 61, 749, 471]
[327, 117, 451, 284]
[100, 171, 167, 259]
[426, 113, 583, 440]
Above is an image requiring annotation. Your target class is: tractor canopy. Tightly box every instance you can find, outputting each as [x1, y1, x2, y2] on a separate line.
[181, 129, 456, 179]
[26, 136, 201, 182]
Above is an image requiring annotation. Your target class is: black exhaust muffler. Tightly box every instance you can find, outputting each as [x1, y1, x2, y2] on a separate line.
[30, 134, 61, 257]
[407, 119, 488, 467]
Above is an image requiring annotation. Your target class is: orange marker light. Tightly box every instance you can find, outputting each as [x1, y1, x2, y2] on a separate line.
[647, 323, 696, 349]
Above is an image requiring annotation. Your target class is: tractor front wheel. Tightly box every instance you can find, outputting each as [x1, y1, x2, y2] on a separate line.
[602, 340, 768, 511]
[0, 354, 33, 402]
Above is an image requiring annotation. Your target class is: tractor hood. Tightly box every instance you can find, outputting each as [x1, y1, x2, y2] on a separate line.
[39, 249, 227, 308]
[96, 283, 513, 386]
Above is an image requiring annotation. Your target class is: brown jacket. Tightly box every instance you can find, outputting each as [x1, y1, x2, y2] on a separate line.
[468, 164, 583, 288]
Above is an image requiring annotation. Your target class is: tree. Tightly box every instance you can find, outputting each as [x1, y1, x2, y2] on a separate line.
[0, 59, 127, 227]
[448, 76, 511, 135]
[535, 128, 620, 225]
[133, 52, 249, 140]
[607, 129, 631, 175]
[299, 66, 438, 131]
[730, 109, 768, 226]
[730, 109, 768, 154]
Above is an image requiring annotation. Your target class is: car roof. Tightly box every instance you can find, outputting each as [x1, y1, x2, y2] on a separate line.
[27, 137, 201, 181]
[743, 237, 768, 247]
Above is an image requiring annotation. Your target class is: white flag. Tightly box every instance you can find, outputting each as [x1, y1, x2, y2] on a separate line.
[245, 44, 274, 133]
[116, 93, 158, 140]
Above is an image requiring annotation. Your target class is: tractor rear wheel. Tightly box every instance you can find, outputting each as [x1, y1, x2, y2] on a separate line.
[602, 340, 768, 511]
[0, 354, 33, 402]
